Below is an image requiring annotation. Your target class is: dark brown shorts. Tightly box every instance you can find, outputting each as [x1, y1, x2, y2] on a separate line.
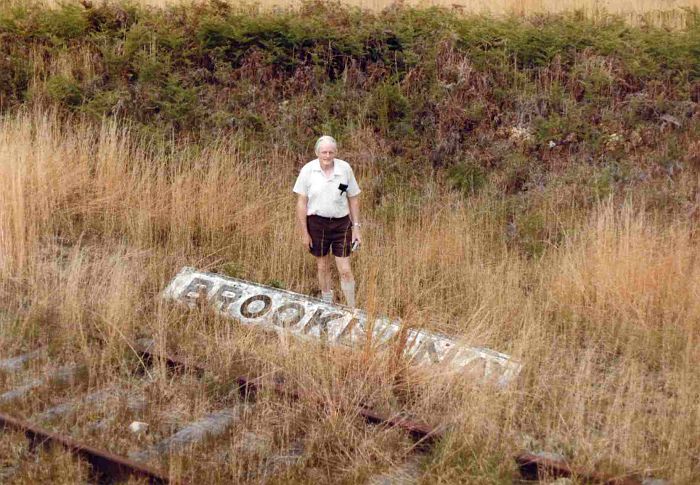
[307, 214, 352, 257]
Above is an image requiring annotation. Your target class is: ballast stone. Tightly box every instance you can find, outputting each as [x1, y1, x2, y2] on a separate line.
[0, 348, 47, 373]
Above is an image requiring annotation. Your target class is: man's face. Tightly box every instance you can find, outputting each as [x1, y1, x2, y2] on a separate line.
[318, 144, 336, 163]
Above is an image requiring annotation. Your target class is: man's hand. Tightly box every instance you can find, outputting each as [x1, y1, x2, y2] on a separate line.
[351, 227, 362, 247]
[296, 195, 311, 249]
[302, 232, 313, 249]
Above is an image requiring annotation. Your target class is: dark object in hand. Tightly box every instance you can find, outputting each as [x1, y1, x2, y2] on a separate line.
[351, 239, 360, 252]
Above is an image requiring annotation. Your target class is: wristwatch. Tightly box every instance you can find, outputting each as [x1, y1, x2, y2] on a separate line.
[352, 223, 361, 228]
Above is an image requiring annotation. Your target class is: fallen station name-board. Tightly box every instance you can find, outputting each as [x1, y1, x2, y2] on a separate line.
[162, 267, 522, 386]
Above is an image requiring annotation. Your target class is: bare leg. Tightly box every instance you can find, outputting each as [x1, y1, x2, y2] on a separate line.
[316, 254, 332, 293]
[334, 256, 355, 307]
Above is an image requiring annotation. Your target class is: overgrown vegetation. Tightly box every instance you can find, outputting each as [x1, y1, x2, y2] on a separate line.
[1, 2, 700, 483]
[0, 2, 699, 256]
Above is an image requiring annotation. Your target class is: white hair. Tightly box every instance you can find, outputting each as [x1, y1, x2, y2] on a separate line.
[314, 135, 337, 155]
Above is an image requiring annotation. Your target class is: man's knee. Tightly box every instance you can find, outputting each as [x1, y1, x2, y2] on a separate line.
[316, 256, 331, 271]
[336, 261, 353, 281]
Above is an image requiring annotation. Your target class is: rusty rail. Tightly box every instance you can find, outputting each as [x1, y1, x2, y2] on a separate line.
[0, 342, 648, 484]
[357, 405, 441, 445]
[515, 452, 643, 484]
[138, 344, 651, 483]
[136, 344, 440, 445]
[0, 411, 171, 484]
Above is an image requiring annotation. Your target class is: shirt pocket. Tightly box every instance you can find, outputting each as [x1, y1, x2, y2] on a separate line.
[336, 176, 350, 198]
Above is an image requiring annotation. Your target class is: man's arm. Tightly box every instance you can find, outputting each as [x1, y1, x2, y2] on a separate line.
[349, 195, 362, 245]
[296, 194, 312, 248]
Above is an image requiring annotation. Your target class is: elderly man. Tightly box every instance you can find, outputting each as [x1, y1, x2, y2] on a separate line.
[293, 135, 362, 306]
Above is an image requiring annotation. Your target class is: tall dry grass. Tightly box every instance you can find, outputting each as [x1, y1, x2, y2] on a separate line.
[1, 109, 699, 482]
[20, 0, 700, 28]
[34, 0, 700, 15]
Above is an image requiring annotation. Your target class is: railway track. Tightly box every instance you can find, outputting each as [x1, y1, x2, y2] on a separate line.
[0, 342, 645, 484]
[0, 339, 437, 484]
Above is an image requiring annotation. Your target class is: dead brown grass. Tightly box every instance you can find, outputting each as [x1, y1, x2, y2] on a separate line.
[34, 0, 700, 15]
[1, 109, 699, 482]
[12, 0, 700, 29]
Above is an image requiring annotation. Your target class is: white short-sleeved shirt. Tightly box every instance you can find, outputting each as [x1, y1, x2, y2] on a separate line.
[293, 158, 361, 218]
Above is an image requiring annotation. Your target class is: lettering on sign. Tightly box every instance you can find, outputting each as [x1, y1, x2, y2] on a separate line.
[161, 267, 522, 386]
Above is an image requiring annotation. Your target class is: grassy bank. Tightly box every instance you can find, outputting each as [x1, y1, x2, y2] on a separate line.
[1, 1, 699, 483]
[13, 0, 700, 29]
[1, 1, 699, 257]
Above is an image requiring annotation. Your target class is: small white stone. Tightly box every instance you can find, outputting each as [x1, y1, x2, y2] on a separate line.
[533, 450, 566, 462]
[642, 479, 669, 485]
[548, 140, 557, 148]
[129, 421, 149, 434]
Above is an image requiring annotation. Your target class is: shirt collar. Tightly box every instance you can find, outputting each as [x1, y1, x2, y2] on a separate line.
[312, 158, 341, 176]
